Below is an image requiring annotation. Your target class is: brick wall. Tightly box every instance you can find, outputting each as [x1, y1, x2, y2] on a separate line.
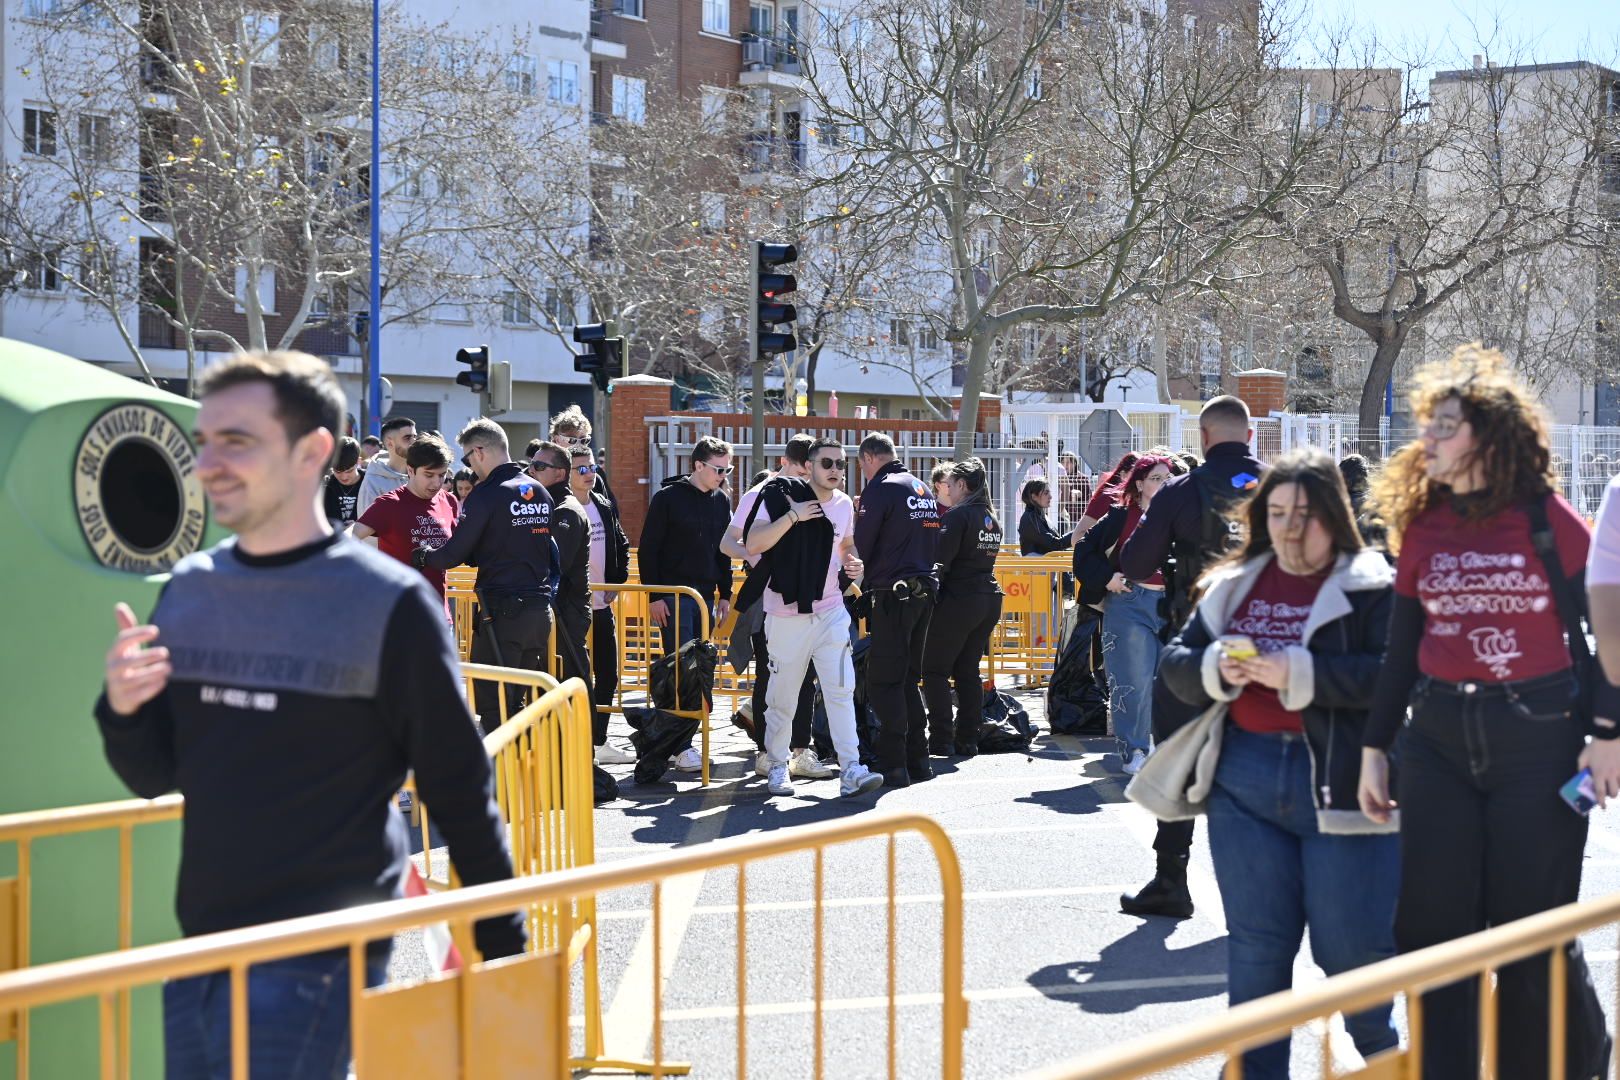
[608, 374, 674, 543]
[1235, 369, 1288, 418]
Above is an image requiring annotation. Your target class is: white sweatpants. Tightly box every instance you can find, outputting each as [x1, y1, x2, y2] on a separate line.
[762, 607, 860, 771]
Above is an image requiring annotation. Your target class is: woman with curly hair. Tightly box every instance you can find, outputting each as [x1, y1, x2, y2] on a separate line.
[1357, 344, 1613, 1079]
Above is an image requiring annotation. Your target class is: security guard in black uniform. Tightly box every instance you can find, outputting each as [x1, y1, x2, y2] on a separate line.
[853, 433, 941, 787]
[418, 418, 558, 733]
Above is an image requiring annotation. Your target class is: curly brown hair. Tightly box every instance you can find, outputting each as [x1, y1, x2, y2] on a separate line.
[1371, 343, 1554, 554]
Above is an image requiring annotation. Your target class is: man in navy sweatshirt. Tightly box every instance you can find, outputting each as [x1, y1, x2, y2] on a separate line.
[98, 350, 525, 1078]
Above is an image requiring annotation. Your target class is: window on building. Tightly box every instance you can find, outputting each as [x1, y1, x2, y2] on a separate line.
[505, 54, 538, 96]
[19, 249, 63, 292]
[1313, 102, 1338, 128]
[889, 318, 911, 346]
[749, 3, 773, 37]
[241, 12, 280, 64]
[611, 74, 646, 123]
[918, 325, 940, 351]
[502, 286, 534, 326]
[434, 300, 472, 323]
[547, 60, 579, 105]
[1137, 5, 1157, 29]
[23, 0, 64, 17]
[79, 243, 113, 293]
[1026, 63, 1043, 100]
[77, 114, 112, 163]
[900, 407, 930, 421]
[23, 107, 57, 156]
[309, 24, 342, 71]
[234, 265, 277, 314]
[701, 86, 728, 131]
[700, 191, 726, 231]
[703, 0, 729, 34]
[544, 285, 576, 328]
[610, 181, 639, 210]
[615, 0, 644, 15]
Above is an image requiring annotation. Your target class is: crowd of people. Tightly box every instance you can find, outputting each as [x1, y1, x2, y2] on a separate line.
[91, 340, 1620, 1078]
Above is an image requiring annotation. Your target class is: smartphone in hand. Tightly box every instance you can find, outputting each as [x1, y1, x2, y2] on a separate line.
[1561, 768, 1598, 816]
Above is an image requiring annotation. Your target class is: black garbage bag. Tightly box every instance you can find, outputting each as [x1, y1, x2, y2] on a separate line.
[593, 764, 620, 805]
[979, 691, 1038, 754]
[625, 707, 702, 785]
[1047, 607, 1109, 736]
[650, 639, 719, 713]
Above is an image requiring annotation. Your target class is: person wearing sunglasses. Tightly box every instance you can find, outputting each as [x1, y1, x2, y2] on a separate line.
[549, 405, 621, 516]
[416, 419, 560, 733]
[568, 444, 634, 764]
[640, 436, 736, 771]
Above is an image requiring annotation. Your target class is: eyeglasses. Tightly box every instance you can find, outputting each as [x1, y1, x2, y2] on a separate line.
[816, 456, 846, 470]
[1423, 414, 1464, 440]
[559, 435, 591, 446]
[460, 447, 480, 469]
[698, 460, 735, 477]
[574, 464, 597, 475]
[540, 459, 568, 472]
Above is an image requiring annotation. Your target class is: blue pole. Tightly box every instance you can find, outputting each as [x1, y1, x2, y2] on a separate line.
[367, 0, 382, 435]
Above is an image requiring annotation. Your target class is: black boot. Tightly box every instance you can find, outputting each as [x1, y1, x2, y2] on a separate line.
[1119, 854, 1193, 919]
[881, 768, 912, 789]
[927, 731, 954, 756]
[907, 758, 935, 783]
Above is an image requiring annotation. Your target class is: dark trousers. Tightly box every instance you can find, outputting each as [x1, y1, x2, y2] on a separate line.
[591, 607, 618, 744]
[1397, 675, 1607, 1080]
[751, 631, 814, 751]
[921, 590, 1002, 748]
[1151, 670, 1200, 859]
[867, 592, 934, 771]
[556, 608, 596, 737]
[470, 601, 553, 735]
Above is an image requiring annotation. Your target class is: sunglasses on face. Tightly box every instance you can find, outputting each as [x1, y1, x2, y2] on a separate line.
[816, 457, 846, 470]
[539, 459, 568, 472]
[574, 464, 597, 475]
[699, 460, 735, 476]
[560, 435, 591, 446]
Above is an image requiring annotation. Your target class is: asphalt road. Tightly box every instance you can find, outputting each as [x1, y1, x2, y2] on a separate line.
[394, 688, 1620, 1079]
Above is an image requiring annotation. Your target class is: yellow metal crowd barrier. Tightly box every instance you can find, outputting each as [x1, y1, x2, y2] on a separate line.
[0, 811, 968, 1080]
[1021, 889, 1620, 1080]
[988, 554, 1073, 687]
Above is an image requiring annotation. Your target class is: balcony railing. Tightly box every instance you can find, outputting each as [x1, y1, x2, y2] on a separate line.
[741, 34, 802, 74]
[138, 308, 176, 350]
[295, 323, 360, 356]
[741, 134, 807, 174]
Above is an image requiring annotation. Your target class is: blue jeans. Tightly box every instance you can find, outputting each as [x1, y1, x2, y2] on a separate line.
[1207, 727, 1399, 1079]
[1101, 585, 1164, 756]
[164, 948, 390, 1080]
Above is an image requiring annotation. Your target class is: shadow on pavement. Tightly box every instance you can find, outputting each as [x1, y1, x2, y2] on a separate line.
[1014, 757, 1131, 816]
[1028, 919, 1228, 1014]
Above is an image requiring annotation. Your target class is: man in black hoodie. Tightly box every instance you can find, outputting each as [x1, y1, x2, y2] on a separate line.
[530, 441, 594, 703]
[639, 435, 735, 771]
[1116, 395, 1264, 919]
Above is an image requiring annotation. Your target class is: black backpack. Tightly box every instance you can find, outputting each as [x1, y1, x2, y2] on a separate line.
[1162, 466, 1253, 632]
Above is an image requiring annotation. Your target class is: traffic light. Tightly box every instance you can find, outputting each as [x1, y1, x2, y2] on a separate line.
[573, 321, 622, 393]
[455, 345, 490, 394]
[487, 360, 512, 415]
[750, 240, 799, 358]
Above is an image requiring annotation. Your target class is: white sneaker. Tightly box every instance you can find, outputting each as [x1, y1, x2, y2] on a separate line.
[755, 751, 771, 777]
[594, 743, 635, 765]
[790, 748, 835, 779]
[767, 762, 793, 796]
[671, 748, 704, 772]
[1123, 749, 1148, 775]
[840, 763, 883, 797]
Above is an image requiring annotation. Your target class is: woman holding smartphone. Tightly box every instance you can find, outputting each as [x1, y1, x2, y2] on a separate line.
[1358, 346, 1613, 1079]
[1154, 448, 1397, 1078]
[1075, 455, 1173, 773]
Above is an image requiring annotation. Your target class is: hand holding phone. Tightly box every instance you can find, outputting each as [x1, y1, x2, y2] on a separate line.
[1560, 768, 1598, 816]
[1220, 635, 1258, 662]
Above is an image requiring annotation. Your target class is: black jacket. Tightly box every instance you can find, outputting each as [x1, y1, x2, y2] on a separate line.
[640, 475, 733, 605]
[1018, 506, 1071, 555]
[422, 461, 557, 599]
[546, 482, 591, 632]
[588, 489, 631, 586]
[935, 496, 1002, 596]
[1072, 505, 1130, 608]
[1158, 550, 1397, 834]
[760, 477, 837, 612]
[854, 460, 940, 589]
[1119, 441, 1265, 629]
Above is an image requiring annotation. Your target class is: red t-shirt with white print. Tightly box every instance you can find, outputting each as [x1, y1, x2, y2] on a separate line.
[1226, 559, 1329, 735]
[358, 487, 459, 614]
[1396, 495, 1589, 684]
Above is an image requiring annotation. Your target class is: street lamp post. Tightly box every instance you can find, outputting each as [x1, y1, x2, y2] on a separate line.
[367, 0, 382, 434]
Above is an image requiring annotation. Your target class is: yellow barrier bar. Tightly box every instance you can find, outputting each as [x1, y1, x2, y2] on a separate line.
[0, 812, 967, 1080]
[589, 582, 714, 786]
[1020, 888, 1620, 1079]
